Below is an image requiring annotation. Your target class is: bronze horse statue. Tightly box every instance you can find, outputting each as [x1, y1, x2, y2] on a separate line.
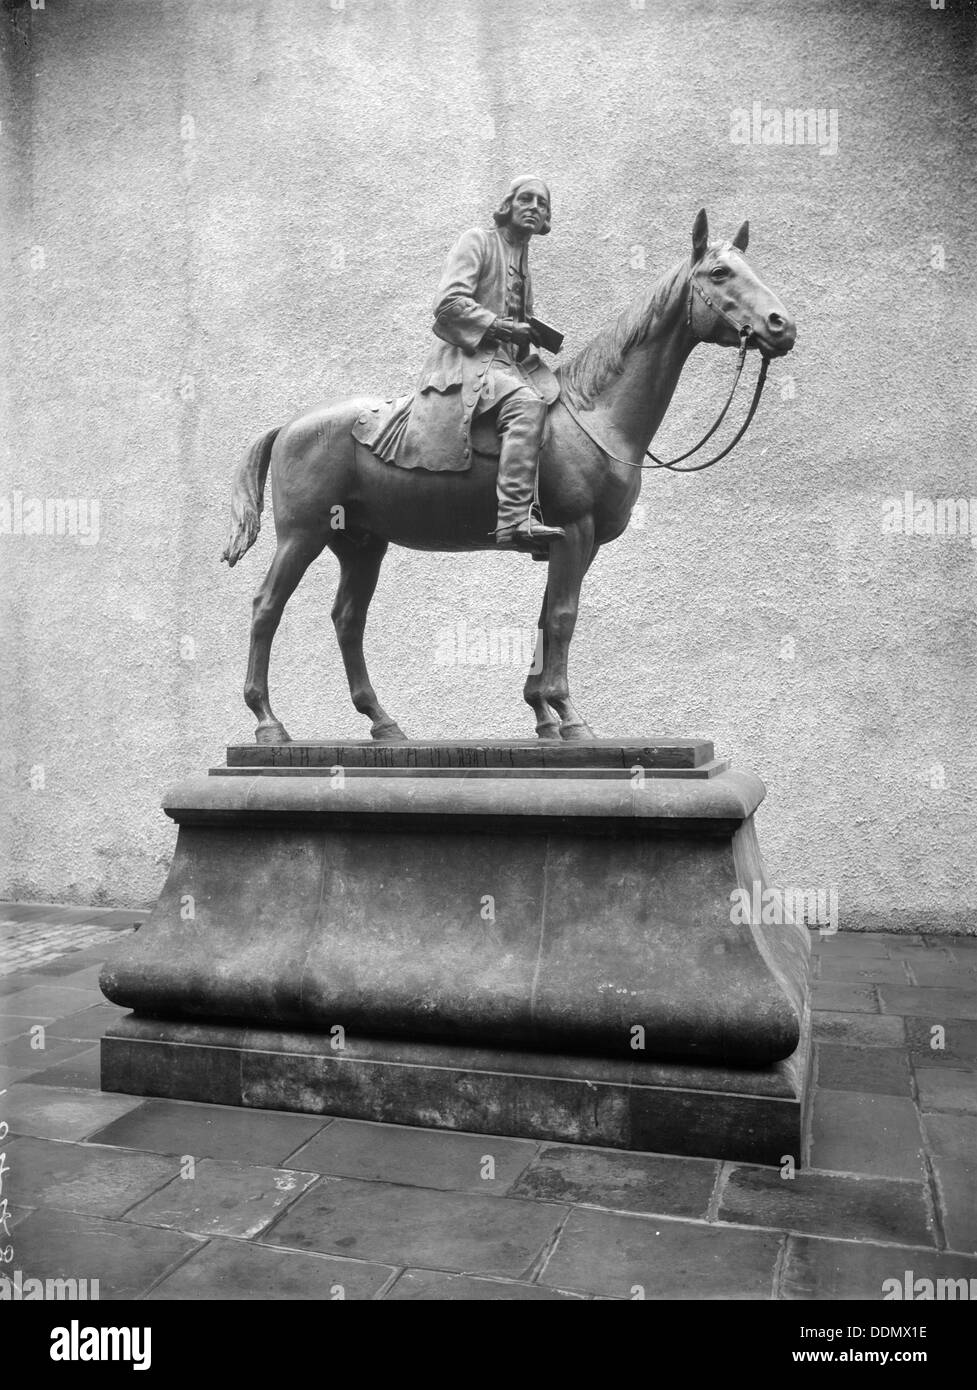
[222, 210, 796, 743]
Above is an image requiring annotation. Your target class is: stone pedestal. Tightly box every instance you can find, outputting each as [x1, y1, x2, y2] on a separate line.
[100, 740, 812, 1165]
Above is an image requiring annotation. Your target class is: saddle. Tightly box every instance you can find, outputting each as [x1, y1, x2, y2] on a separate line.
[351, 391, 555, 472]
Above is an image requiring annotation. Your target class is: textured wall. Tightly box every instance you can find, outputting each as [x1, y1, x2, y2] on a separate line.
[1, 0, 974, 931]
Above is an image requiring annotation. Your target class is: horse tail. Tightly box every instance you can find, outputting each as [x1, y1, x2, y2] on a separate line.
[220, 426, 281, 567]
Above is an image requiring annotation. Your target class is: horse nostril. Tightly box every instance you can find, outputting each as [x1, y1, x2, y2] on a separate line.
[767, 313, 786, 334]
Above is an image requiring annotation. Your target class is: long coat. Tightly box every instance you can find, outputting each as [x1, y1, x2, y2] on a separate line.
[396, 225, 560, 472]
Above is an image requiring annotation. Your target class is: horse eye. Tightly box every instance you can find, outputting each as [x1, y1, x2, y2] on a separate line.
[710, 266, 730, 280]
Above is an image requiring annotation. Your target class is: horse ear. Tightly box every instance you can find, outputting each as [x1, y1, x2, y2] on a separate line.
[691, 208, 709, 263]
[731, 220, 749, 252]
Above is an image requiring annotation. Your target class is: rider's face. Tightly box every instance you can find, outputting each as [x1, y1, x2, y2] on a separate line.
[510, 184, 549, 235]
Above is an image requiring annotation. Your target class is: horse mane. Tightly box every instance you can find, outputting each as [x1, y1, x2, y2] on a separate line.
[560, 258, 687, 409]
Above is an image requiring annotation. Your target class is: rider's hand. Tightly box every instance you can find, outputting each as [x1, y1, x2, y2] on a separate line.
[488, 317, 533, 348]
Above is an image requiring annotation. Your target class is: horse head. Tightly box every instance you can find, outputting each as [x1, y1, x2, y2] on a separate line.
[688, 209, 796, 358]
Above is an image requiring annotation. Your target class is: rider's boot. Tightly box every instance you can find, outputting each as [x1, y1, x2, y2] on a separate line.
[492, 392, 564, 549]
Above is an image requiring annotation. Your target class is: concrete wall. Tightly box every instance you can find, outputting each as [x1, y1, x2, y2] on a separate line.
[1, 0, 974, 931]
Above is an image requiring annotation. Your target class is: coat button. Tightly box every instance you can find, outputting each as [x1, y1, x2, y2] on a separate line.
[463, 448, 470, 458]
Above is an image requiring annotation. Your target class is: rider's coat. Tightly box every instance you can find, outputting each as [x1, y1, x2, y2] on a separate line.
[398, 224, 560, 472]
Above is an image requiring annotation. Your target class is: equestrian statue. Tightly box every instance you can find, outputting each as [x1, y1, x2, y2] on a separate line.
[221, 182, 796, 744]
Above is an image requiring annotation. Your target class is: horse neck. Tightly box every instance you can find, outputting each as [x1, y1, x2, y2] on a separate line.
[596, 260, 697, 454]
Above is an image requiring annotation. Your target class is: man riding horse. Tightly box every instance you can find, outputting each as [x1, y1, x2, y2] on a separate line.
[403, 175, 565, 550]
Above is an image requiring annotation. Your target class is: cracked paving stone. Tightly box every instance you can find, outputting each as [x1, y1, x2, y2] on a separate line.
[146, 1237, 396, 1300]
[124, 1158, 318, 1239]
[538, 1207, 780, 1299]
[262, 1176, 567, 1278]
[508, 1143, 718, 1218]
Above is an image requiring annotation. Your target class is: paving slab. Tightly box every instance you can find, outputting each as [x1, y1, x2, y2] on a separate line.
[817, 957, 907, 986]
[1, 984, 104, 1019]
[781, 1234, 977, 1300]
[47, 1004, 128, 1042]
[921, 1112, 977, 1253]
[29, 1046, 102, 1090]
[815, 1044, 912, 1097]
[124, 1158, 318, 1239]
[906, 1018, 977, 1066]
[508, 1143, 719, 1218]
[538, 1207, 780, 1299]
[13, 1206, 202, 1299]
[86, 1098, 329, 1166]
[915, 1068, 976, 1115]
[718, 1166, 934, 1246]
[287, 1118, 537, 1194]
[3, 1083, 145, 1141]
[812, 983, 879, 1014]
[0, 972, 50, 997]
[262, 1176, 567, 1278]
[813, 1012, 905, 1048]
[907, 957, 976, 987]
[813, 936, 891, 960]
[0, 1016, 34, 1044]
[880, 988, 977, 1022]
[146, 1237, 396, 1300]
[5, 1136, 178, 1218]
[385, 1268, 585, 1300]
[0, 1033, 94, 1076]
[810, 1091, 925, 1179]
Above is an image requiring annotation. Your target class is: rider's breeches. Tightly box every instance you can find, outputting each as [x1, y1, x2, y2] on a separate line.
[492, 387, 548, 531]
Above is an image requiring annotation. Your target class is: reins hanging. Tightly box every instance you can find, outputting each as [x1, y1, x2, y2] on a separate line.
[559, 273, 772, 475]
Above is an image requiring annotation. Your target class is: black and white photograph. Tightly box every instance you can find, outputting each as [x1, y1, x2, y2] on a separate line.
[0, 0, 974, 1349]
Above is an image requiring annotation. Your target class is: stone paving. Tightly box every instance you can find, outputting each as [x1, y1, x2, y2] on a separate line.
[1, 904, 975, 1300]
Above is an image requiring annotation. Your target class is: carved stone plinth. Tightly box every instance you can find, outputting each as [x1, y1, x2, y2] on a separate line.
[100, 740, 812, 1165]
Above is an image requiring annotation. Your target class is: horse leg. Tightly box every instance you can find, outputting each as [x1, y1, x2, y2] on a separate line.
[330, 532, 407, 741]
[245, 529, 326, 744]
[523, 587, 560, 739]
[538, 518, 597, 741]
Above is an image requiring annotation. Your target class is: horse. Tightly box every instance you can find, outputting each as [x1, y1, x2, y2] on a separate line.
[221, 209, 796, 744]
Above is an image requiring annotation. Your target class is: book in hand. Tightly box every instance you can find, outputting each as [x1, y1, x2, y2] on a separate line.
[528, 316, 564, 354]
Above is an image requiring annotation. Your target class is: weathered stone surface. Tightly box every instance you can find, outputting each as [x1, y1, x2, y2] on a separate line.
[262, 1176, 567, 1277]
[3, 1083, 143, 1142]
[718, 1167, 934, 1246]
[815, 1044, 912, 1097]
[922, 1113, 977, 1253]
[813, 1013, 905, 1048]
[781, 1235, 977, 1301]
[538, 1207, 780, 1299]
[87, 1097, 328, 1166]
[14, 1208, 202, 1300]
[102, 763, 807, 1067]
[102, 1018, 807, 1165]
[287, 1118, 537, 1193]
[508, 1144, 718, 1217]
[99, 751, 810, 1164]
[809, 1091, 925, 1179]
[915, 1068, 976, 1115]
[6, 1136, 177, 1218]
[879, 987, 977, 1021]
[124, 1158, 318, 1239]
[147, 1238, 395, 1301]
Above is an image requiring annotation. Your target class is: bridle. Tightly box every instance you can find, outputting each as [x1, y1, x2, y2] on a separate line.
[559, 268, 772, 474]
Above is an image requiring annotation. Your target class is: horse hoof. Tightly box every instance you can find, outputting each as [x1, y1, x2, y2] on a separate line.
[535, 723, 562, 741]
[255, 720, 291, 745]
[371, 720, 408, 742]
[559, 722, 594, 742]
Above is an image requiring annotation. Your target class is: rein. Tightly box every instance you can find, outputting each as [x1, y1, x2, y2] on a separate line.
[559, 273, 771, 474]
